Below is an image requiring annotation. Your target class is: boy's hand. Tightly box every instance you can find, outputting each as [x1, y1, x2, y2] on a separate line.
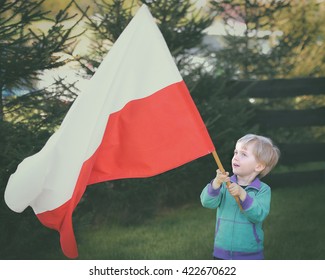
[212, 169, 230, 189]
[228, 182, 247, 201]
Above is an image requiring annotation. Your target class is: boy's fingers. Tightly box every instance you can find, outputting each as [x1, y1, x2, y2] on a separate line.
[216, 169, 228, 175]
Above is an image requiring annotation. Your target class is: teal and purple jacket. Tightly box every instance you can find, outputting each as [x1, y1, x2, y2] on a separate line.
[200, 175, 271, 260]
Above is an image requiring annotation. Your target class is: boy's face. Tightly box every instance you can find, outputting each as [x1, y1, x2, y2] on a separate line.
[232, 141, 264, 178]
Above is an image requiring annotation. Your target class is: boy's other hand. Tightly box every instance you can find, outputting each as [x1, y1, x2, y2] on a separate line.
[228, 182, 247, 201]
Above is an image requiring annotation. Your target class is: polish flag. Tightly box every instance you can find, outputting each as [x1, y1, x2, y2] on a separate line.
[4, 5, 215, 258]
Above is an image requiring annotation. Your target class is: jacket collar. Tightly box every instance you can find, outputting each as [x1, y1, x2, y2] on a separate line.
[230, 175, 261, 190]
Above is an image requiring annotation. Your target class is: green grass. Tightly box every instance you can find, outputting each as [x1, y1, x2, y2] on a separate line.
[264, 183, 325, 259]
[76, 205, 216, 260]
[48, 183, 325, 260]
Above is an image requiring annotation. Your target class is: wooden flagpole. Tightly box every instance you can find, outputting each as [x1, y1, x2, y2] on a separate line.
[211, 150, 242, 211]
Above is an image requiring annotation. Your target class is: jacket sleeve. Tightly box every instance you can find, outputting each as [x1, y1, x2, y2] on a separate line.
[200, 181, 225, 209]
[240, 184, 271, 223]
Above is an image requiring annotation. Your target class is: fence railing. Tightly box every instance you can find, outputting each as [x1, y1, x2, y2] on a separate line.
[225, 77, 325, 187]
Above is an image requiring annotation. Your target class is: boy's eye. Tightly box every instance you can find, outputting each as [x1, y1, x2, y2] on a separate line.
[234, 150, 248, 157]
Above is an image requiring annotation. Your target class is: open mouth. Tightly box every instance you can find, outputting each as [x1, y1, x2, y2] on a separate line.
[233, 163, 240, 168]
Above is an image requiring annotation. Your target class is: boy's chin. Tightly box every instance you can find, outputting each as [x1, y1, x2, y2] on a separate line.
[232, 170, 243, 177]
[232, 169, 239, 175]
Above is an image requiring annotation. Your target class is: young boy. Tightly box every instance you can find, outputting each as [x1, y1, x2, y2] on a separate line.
[200, 134, 280, 260]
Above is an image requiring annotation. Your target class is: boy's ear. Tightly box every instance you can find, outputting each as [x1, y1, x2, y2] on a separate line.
[255, 162, 266, 173]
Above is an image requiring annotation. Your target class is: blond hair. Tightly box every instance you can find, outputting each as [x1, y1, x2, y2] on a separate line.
[237, 134, 280, 178]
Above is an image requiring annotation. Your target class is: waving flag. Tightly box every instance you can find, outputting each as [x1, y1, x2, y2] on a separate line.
[4, 4, 215, 258]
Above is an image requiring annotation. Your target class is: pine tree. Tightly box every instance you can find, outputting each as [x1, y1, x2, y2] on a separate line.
[209, 0, 325, 79]
[77, 0, 215, 76]
[0, 0, 85, 124]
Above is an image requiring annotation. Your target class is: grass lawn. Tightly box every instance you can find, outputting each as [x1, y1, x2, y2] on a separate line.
[75, 204, 215, 260]
[264, 183, 325, 259]
[56, 183, 325, 260]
